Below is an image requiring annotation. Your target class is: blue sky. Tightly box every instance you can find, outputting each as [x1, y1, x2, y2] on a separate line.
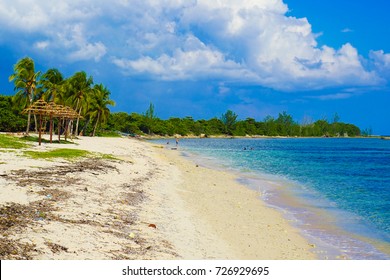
[0, 0, 389, 134]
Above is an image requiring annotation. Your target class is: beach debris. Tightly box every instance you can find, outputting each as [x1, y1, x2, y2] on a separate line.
[148, 223, 157, 229]
[129, 232, 136, 239]
[45, 241, 68, 254]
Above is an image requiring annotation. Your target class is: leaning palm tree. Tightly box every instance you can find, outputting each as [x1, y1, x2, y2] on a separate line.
[89, 84, 115, 136]
[65, 71, 94, 136]
[9, 57, 41, 134]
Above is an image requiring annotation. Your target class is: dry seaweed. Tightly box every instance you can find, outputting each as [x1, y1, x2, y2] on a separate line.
[45, 241, 68, 254]
[5, 159, 118, 188]
[0, 237, 38, 260]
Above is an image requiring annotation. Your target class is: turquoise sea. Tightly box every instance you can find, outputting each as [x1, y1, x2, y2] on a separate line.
[152, 138, 390, 259]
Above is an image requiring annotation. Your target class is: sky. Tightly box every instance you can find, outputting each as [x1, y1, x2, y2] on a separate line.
[0, 0, 389, 135]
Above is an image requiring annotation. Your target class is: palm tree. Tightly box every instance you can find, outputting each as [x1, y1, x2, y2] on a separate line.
[89, 84, 115, 136]
[40, 68, 65, 142]
[65, 71, 94, 136]
[9, 57, 41, 134]
[40, 68, 64, 102]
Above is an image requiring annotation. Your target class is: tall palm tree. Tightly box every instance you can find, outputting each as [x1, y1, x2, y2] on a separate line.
[40, 68, 65, 142]
[66, 71, 94, 136]
[40, 68, 64, 103]
[9, 57, 41, 134]
[89, 84, 115, 136]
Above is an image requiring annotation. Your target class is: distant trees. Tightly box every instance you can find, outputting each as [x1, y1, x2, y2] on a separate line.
[144, 102, 156, 135]
[104, 109, 361, 138]
[220, 110, 238, 135]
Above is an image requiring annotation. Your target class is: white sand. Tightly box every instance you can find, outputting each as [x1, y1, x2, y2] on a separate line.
[0, 135, 316, 259]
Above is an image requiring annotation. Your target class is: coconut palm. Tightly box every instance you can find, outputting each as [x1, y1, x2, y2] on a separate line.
[39, 68, 66, 142]
[40, 68, 65, 103]
[89, 84, 115, 136]
[9, 57, 41, 134]
[65, 71, 94, 136]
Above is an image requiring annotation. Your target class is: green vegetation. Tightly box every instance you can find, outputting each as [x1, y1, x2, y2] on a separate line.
[6, 57, 114, 137]
[23, 148, 91, 160]
[0, 95, 27, 132]
[0, 134, 30, 149]
[105, 109, 361, 137]
[20, 135, 74, 145]
[23, 148, 119, 161]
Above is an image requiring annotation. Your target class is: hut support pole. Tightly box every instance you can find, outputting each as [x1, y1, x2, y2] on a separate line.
[38, 114, 42, 146]
[49, 116, 53, 144]
[58, 118, 61, 142]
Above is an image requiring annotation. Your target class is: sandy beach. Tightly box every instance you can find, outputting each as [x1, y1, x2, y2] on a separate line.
[0, 135, 316, 260]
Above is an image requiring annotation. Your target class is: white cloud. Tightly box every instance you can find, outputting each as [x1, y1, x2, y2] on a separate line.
[68, 42, 107, 62]
[341, 28, 354, 33]
[0, 0, 388, 90]
[34, 41, 50, 50]
[110, 0, 382, 90]
[369, 50, 390, 79]
[306, 93, 353, 101]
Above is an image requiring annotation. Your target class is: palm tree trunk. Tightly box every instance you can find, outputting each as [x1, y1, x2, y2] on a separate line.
[26, 111, 31, 134]
[64, 119, 70, 141]
[75, 106, 82, 136]
[92, 113, 100, 137]
[80, 117, 90, 136]
[34, 114, 38, 133]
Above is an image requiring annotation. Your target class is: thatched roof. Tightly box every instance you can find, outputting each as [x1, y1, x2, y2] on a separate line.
[22, 99, 82, 119]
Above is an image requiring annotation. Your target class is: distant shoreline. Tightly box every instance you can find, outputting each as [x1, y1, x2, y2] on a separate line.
[142, 134, 388, 140]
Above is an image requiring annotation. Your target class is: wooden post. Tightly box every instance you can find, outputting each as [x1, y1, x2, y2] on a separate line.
[58, 118, 61, 142]
[49, 115, 53, 144]
[38, 114, 42, 146]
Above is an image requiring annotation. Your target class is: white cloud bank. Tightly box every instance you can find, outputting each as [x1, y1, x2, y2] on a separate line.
[0, 0, 389, 91]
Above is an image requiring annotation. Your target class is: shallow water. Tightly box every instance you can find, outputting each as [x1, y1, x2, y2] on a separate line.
[151, 138, 390, 259]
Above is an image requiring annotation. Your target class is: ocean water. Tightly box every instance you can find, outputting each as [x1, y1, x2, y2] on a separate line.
[152, 138, 390, 259]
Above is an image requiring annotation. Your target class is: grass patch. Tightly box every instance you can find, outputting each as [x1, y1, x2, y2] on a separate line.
[0, 134, 30, 149]
[23, 148, 91, 160]
[23, 148, 120, 161]
[20, 136, 75, 145]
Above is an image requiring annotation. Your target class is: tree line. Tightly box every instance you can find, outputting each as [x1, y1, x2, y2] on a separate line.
[105, 106, 361, 137]
[2, 57, 114, 136]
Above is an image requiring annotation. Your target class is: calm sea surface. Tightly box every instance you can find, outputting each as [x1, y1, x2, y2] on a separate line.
[151, 138, 390, 259]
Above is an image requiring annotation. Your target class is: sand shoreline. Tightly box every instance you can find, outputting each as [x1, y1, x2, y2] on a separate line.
[0, 135, 316, 259]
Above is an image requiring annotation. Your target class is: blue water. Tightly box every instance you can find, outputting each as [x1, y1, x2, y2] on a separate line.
[152, 138, 390, 259]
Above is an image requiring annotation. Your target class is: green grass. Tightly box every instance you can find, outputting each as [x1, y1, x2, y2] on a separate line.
[23, 148, 91, 160]
[23, 148, 120, 161]
[0, 134, 30, 149]
[20, 136, 75, 145]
